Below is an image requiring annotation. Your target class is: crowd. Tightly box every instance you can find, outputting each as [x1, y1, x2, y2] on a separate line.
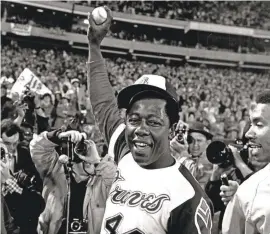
[73, 1, 270, 30]
[1, 39, 270, 144]
[2, 2, 269, 55]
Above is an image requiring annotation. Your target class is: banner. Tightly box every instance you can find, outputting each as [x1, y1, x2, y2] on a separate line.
[10, 23, 32, 36]
[10, 68, 52, 98]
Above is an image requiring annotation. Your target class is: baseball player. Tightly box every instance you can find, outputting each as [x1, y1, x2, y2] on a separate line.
[87, 7, 213, 234]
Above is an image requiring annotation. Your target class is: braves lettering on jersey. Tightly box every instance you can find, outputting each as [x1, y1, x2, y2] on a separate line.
[101, 124, 213, 234]
[88, 61, 214, 234]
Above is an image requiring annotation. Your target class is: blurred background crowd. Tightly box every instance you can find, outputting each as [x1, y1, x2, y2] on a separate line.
[2, 39, 270, 144]
[2, 1, 270, 54]
[72, 1, 270, 30]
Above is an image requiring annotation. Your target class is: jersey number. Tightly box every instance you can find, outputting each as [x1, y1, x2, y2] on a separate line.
[105, 213, 144, 234]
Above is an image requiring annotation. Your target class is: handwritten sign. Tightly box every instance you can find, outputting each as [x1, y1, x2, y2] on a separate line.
[10, 68, 52, 98]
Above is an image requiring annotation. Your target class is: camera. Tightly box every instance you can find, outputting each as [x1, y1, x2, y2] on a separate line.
[19, 87, 36, 110]
[61, 138, 88, 164]
[175, 125, 192, 144]
[206, 140, 249, 168]
[69, 218, 87, 234]
[14, 170, 37, 189]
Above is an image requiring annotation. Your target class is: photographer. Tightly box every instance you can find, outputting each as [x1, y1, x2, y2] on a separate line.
[14, 89, 50, 134]
[205, 139, 253, 232]
[170, 121, 213, 184]
[29, 129, 117, 234]
[1, 138, 45, 234]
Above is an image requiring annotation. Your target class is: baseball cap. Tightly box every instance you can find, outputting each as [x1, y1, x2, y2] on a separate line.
[117, 75, 179, 124]
[188, 121, 213, 140]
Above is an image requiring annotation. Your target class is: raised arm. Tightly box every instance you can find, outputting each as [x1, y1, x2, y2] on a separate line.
[87, 7, 124, 146]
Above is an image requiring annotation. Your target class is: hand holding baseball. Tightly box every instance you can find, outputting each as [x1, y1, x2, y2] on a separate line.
[87, 6, 113, 46]
[92, 7, 108, 25]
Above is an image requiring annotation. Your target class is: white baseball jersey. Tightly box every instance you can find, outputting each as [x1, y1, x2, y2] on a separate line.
[88, 60, 214, 234]
[100, 151, 213, 234]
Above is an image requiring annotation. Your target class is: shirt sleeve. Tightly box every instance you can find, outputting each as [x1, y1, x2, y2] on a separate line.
[222, 193, 245, 234]
[88, 60, 127, 161]
[167, 165, 214, 234]
[29, 131, 60, 180]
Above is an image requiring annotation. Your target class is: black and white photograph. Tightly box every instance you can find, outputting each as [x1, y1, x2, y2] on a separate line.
[1, 1, 270, 234]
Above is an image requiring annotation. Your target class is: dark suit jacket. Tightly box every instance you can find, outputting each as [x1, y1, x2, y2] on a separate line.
[4, 145, 44, 234]
[14, 145, 43, 192]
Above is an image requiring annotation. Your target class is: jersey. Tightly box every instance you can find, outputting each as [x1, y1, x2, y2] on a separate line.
[222, 163, 270, 234]
[100, 152, 213, 234]
[88, 60, 214, 234]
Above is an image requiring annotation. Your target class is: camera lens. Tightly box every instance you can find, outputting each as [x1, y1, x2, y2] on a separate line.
[71, 220, 81, 232]
[206, 141, 231, 165]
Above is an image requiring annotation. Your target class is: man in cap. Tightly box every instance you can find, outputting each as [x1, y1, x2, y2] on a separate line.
[171, 121, 213, 184]
[87, 7, 213, 234]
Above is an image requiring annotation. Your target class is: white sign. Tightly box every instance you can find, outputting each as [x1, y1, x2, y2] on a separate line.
[10, 23, 32, 36]
[10, 68, 52, 98]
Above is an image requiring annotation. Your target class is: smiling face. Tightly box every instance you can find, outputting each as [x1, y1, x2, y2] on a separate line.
[245, 103, 270, 168]
[125, 98, 172, 169]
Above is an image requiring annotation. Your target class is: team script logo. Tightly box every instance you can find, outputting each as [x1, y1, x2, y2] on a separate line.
[109, 185, 170, 214]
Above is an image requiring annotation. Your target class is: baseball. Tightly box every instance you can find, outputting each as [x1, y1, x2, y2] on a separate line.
[92, 7, 108, 25]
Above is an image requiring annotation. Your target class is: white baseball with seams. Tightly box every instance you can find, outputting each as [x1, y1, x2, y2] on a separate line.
[92, 7, 107, 25]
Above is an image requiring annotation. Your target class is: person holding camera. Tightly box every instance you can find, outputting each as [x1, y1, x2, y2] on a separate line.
[1, 138, 45, 234]
[222, 90, 270, 234]
[205, 120, 262, 234]
[13, 89, 50, 134]
[29, 129, 117, 234]
[170, 121, 213, 185]
[1, 140, 20, 234]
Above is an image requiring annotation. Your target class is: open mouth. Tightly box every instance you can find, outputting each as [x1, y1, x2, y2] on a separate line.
[132, 140, 152, 152]
[134, 142, 151, 150]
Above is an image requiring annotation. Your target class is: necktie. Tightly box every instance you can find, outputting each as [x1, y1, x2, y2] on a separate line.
[8, 154, 16, 174]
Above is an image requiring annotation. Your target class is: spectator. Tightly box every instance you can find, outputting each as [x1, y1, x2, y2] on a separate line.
[53, 95, 76, 129]
[40, 93, 54, 119]
[0, 122, 44, 234]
